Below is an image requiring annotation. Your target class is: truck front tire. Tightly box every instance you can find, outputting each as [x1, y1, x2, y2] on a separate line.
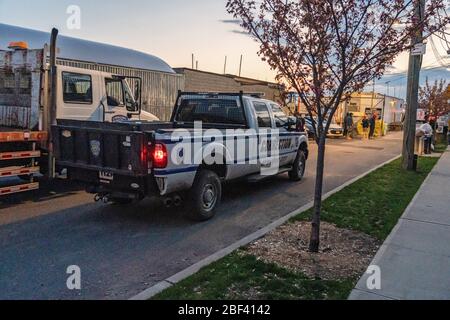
[289, 150, 306, 181]
[186, 170, 222, 221]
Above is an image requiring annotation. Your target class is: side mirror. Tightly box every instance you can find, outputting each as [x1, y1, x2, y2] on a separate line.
[287, 116, 297, 128]
[282, 116, 297, 131]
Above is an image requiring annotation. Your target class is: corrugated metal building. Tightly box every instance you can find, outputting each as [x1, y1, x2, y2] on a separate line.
[0, 23, 184, 121]
[174, 68, 284, 103]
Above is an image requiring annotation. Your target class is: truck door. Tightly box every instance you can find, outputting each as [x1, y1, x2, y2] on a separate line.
[253, 101, 278, 174]
[58, 69, 100, 121]
[270, 103, 297, 167]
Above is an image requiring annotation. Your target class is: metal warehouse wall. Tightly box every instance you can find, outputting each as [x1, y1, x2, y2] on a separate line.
[57, 59, 185, 121]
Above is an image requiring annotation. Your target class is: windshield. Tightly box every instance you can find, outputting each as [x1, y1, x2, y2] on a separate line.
[122, 79, 137, 106]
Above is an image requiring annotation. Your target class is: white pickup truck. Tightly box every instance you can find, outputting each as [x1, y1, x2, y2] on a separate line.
[52, 92, 309, 221]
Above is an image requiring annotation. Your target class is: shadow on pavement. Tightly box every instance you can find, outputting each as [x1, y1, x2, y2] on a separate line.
[0, 177, 84, 210]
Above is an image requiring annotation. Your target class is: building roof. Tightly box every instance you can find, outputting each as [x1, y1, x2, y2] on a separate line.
[174, 67, 281, 87]
[0, 23, 175, 74]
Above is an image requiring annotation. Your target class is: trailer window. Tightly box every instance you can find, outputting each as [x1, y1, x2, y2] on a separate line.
[62, 72, 93, 104]
[175, 98, 245, 125]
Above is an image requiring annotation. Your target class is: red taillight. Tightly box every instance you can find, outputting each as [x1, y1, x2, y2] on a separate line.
[141, 143, 149, 167]
[152, 143, 168, 168]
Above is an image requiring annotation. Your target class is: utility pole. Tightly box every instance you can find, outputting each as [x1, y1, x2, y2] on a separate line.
[371, 80, 376, 110]
[192, 54, 194, 69]
[402, 0, 425, 170]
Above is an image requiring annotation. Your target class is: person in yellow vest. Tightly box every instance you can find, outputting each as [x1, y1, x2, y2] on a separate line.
[362, 114, 370, 140]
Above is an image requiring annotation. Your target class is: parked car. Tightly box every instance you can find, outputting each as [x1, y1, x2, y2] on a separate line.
[52, 92, 309, 221]
[327, 119, 344, 137]
[304, 116, 343, 139]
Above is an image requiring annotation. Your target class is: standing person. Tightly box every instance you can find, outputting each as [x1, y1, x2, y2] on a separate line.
[443, 115, 448, 139]
[420, 117, 434, 154]
[296, 113, 306, 132]
[343, 113, 349, 137]
[369, 113, 376, 139]
[362, 114, 370, 140]
[447, 115, 450, 144]
[345, 113, 354, 140]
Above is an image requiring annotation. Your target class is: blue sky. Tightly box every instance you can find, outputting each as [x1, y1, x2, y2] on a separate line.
[1, 0, 448, 98]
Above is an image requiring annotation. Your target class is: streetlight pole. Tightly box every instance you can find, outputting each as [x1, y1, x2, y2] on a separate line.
[402, 0, 425, 170]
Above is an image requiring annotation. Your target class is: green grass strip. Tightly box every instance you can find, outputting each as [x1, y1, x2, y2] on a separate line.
[154, 156, 439, 300]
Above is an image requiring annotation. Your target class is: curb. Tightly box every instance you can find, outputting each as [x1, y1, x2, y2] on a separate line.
[130, 154, 402, 300]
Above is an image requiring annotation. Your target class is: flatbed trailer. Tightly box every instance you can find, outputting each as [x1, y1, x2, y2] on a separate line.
[0, 129, 47, 196]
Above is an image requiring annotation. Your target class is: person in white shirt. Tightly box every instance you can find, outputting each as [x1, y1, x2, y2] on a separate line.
[419, 119, 433, 154]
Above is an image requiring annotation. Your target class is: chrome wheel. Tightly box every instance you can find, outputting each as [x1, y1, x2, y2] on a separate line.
[201, 183, 217, 211]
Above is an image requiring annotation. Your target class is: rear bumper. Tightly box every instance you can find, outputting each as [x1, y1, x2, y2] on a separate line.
[67, 167, 158, 196]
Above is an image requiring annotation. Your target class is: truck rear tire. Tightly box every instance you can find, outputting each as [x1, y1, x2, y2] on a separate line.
[289, 150, 306, 181]
[186, 170, 222, 221]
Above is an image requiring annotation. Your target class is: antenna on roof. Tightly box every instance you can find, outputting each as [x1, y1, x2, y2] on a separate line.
[224, 56, 227, 74]
[239, 55, 243, 76]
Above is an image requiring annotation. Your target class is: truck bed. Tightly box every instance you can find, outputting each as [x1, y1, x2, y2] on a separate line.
[53, 120, 166, 176]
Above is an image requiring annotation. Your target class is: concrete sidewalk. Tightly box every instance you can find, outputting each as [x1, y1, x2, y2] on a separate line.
[349, 148, 450, 300]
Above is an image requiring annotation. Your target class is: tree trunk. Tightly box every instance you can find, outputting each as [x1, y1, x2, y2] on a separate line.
[309, 134, 326, 253]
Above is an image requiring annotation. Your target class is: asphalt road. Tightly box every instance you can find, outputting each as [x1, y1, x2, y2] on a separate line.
[0, 132, 403, 300]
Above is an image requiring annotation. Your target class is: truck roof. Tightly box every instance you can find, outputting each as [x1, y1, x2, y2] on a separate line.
[0, 23, 175, 74]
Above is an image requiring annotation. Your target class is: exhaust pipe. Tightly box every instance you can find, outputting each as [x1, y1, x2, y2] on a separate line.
[173, 195, 183, 207]
[94, 193, 110, 203]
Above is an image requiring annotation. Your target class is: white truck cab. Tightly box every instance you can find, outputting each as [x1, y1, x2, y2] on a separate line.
[56, 65, 158, 123]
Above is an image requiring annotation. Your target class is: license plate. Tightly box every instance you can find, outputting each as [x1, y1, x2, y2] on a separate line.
[99, 171, 114, 183]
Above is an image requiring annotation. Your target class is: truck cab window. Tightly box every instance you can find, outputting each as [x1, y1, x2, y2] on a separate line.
[253, 102, 272, 128]
[62, 72, 92, 104]
[271, 104, 288, 128]
[175, 98, 245, 125]
[105, 79, 124, 107]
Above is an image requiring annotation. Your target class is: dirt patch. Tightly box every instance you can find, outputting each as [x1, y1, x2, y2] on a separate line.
[246, 221, 380, 280]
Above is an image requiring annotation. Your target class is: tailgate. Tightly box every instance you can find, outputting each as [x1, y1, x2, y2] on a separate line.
[52, 122, 151, 176]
